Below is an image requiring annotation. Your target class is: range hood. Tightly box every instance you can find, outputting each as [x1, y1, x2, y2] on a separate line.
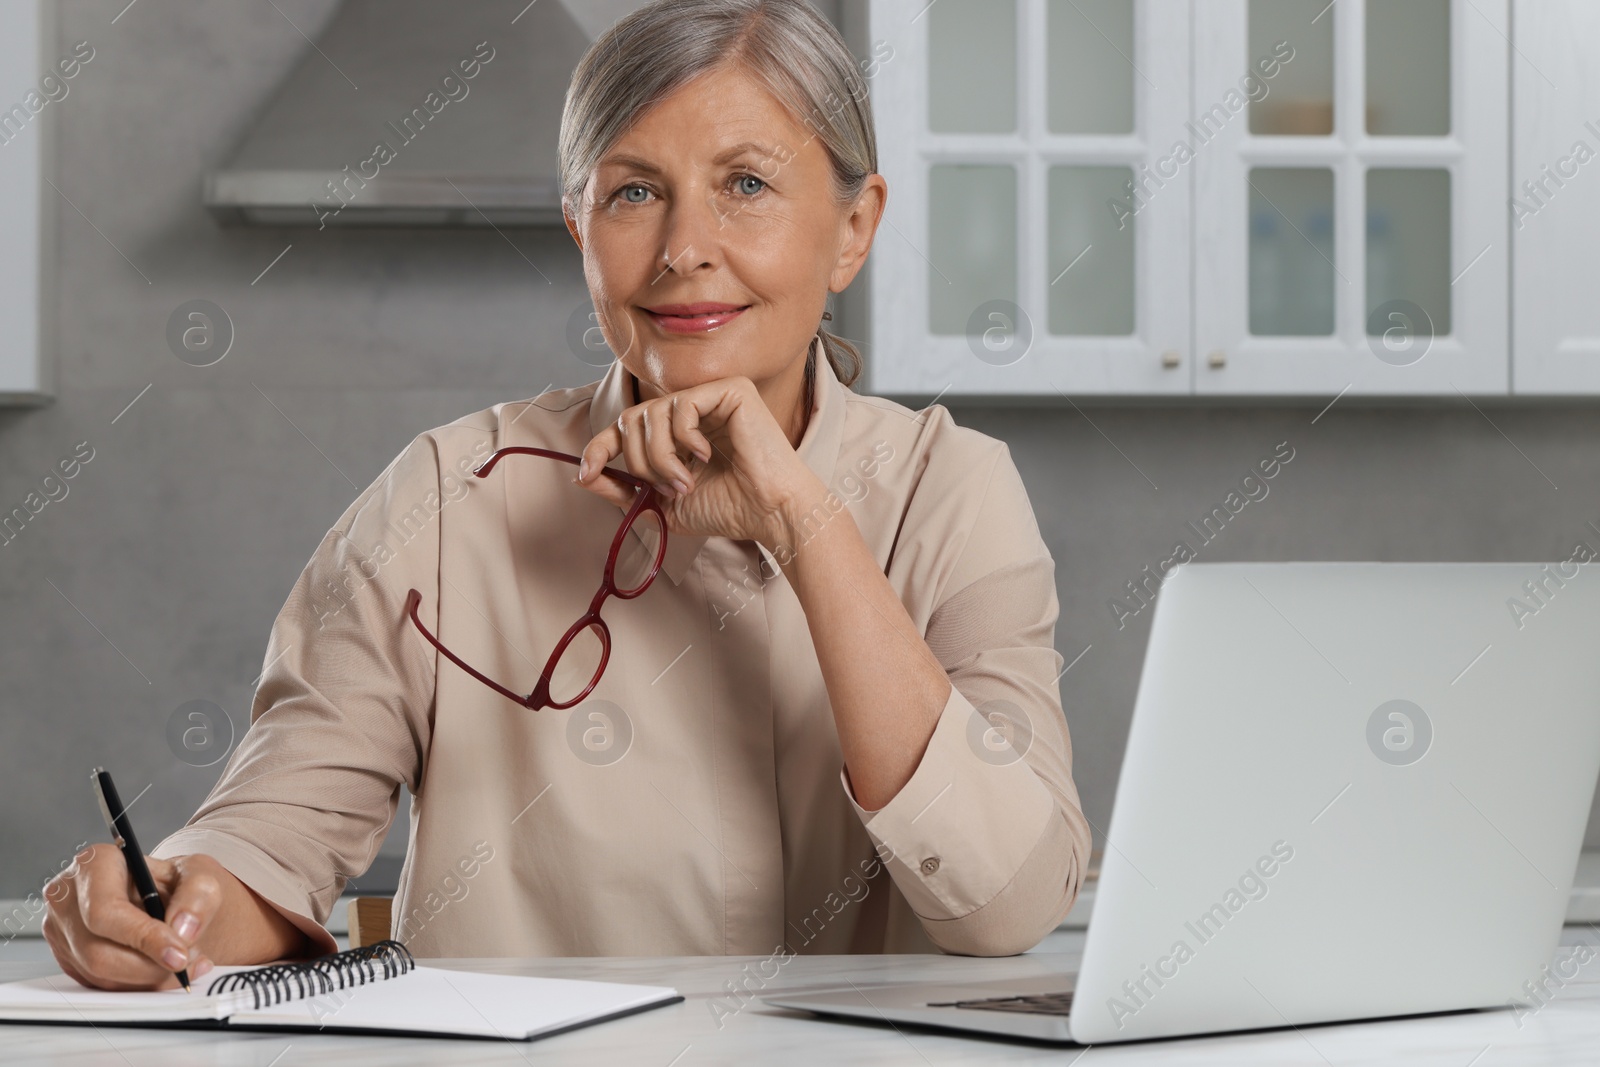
[204, 0, 645, 227]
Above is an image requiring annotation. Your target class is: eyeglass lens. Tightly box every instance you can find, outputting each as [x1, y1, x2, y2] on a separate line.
[612, 507, 666, 596]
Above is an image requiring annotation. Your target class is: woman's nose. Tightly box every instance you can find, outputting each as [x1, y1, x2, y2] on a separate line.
[656, 192, 725, 274]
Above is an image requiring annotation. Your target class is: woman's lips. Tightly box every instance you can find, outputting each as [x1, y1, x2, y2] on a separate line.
[642, 304, 750, 333]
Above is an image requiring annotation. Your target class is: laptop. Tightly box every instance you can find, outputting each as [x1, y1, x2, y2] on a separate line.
[764, 562, 1600, 1045]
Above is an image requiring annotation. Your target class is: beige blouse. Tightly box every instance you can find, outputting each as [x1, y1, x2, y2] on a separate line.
[150, 336, 1092, 959]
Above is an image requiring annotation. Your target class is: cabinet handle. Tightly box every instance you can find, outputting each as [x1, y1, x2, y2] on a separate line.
[1207, 350, 1227, 369]
[1161, 349, 1181, 368]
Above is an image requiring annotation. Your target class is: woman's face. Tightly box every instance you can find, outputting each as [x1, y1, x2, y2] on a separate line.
[565, 63, 885, 401]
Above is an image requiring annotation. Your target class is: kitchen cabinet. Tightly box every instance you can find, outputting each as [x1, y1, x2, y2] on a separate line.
[866, 0, 1192, 398]
[0, 0, 49, 403]
[1510, 0, 1600, 395]
[1192, 0, 1506, 396]
[862, 0, 1524, 399]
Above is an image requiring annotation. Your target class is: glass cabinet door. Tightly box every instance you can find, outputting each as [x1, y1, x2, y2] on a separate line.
[1193, 0, 1506, 396]
[867, 0, 1192, 397]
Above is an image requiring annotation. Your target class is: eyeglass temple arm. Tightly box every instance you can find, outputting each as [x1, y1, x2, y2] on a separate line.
[403, 588, 538, 710]
[471, 446, 655, 491]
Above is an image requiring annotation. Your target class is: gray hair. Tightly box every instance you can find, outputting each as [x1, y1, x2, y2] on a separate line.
[559, 0, 876, 388]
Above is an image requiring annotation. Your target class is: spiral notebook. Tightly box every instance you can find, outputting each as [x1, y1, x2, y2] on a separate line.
[0, 940, 682, 1041]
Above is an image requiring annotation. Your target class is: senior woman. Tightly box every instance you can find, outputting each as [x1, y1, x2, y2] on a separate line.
[44, 0, 1091, 991]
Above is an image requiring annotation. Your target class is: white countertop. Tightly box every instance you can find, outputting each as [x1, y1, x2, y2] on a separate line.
[4, 928, 1600, 1064]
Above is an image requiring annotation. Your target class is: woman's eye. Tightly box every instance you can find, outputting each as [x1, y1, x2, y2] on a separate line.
[609, 176, 764, 204]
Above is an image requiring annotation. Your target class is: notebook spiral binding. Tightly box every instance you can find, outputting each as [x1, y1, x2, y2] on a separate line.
[203, 939, 416, 1010]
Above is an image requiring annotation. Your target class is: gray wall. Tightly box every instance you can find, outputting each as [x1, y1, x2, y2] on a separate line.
[4, 0, 1598, 904]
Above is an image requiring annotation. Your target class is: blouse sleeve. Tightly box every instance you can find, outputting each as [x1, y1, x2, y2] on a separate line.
[147, 434, 445, 959]
[840, 438, 1093, 956]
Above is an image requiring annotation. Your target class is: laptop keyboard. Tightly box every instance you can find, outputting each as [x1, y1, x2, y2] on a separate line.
[926, 991, 1076, 1016]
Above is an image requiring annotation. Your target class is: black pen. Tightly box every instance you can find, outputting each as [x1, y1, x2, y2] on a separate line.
[90, 767, 192, 993]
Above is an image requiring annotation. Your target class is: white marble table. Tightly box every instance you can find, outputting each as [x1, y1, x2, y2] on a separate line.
[4, 929, 1600, 1065]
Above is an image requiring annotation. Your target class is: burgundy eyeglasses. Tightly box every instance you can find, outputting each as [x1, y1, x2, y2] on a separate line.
[404, 446, 667, 711]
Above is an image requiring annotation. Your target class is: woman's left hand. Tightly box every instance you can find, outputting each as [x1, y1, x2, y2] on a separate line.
[574, 375, 822, 550]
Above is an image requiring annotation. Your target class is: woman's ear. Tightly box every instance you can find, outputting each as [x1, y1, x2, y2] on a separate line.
[564, 207, 584, 251]
[829, 175, 888, 293]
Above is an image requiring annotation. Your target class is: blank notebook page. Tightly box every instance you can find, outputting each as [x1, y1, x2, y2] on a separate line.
[0, 964, 680, 1039]
[231, 965, 679, 1038]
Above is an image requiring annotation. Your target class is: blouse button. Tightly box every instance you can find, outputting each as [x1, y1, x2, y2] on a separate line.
[920, 857, 941, 876]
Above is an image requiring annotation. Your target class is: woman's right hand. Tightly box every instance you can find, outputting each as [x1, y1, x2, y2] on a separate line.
[42, 844, 223, 991]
